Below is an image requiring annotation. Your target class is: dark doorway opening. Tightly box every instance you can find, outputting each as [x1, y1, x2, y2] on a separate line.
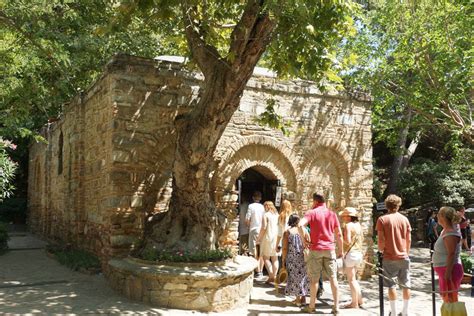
[237, 167, 279, 206]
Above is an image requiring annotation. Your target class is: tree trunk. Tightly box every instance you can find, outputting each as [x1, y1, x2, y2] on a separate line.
[143, 2, 276, 252]
[386, 107, 420, 195]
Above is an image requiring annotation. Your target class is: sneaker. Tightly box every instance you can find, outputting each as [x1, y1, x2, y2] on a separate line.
[254, 272, 263, 279]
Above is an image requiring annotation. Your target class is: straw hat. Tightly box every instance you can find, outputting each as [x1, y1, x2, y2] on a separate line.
[276, 267, 288, 284]
[339, 207, 359, 218]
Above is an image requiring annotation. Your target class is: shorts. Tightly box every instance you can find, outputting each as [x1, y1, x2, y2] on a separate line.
[239, 234, 249, 255]
[344, 250, 363, 268]
[248, 229, 260, 257]
[306, 250, 337, 281]
[434, 263, 464, 297]
[460, 228, 467, 239]
[382, 258, 411, 289]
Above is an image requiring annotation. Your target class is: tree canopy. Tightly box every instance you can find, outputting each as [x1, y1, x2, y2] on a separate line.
[344, 0, 473, 150]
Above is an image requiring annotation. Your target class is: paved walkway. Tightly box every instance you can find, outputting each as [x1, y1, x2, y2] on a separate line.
[0, 231, 472, 315]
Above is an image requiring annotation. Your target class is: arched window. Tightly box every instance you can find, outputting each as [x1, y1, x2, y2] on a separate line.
[58, 131, 63, 175]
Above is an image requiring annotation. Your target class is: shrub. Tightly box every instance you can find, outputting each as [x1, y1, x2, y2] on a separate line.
[460, 252, 473, 274]
[0, 222, 9, 252]
[0, 138, 17, 202]
[47, 244, 101, 272]
[398, 158, 474, 207]
[139, 247, 233, 263]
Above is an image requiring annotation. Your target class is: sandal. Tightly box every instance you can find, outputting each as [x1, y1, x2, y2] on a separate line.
[302, 306, 316, 314]
[341, 304, 359, 309]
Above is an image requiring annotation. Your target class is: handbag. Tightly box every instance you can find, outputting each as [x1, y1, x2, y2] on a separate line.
[440, 301, 468, 316]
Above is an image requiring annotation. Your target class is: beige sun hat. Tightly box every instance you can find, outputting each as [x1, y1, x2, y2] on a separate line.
[339, 207, 359, 217]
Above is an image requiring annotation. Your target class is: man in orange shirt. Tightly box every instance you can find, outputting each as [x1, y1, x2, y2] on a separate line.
[376, 194, 412, 316]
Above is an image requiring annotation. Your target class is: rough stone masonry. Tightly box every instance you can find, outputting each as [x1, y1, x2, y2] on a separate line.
[28, 54, 373, 272]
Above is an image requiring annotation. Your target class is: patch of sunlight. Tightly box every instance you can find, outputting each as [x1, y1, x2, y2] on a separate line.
[3, 281, 21, 285]
[46, 294, 68, 300]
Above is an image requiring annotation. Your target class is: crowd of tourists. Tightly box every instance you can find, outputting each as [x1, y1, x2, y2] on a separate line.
[238, 191, 470, 315]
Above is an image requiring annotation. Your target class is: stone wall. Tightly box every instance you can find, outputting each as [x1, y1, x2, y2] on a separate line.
[28, 54, 373, 266]
[108, 256, 256, 311]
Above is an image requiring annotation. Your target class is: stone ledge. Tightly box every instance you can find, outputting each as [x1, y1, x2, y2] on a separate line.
[107, 255, 257, 312]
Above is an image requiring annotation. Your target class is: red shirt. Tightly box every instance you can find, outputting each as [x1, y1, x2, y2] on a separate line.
[304, 203, 340, 251]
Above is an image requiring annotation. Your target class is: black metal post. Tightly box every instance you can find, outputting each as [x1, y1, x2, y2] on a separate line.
[378, 251, 384, 316]
[430, 242, 436, 316]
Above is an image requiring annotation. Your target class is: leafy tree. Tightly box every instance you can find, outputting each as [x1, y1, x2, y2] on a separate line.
[110, 0, 357, 252]
[0, 0, 162, 139]
[343, 0, 473, 194]
[2, 0, 357, 253]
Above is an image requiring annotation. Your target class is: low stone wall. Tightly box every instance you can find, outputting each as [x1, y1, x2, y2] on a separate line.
[107, 255, 257, 312]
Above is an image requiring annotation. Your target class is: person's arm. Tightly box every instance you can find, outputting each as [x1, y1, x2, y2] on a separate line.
[335, 225, 343, 258]
[275, 221, 283, 252]
[297, 216, 310, 248]
[433, 222, 439, 238]
[443, 235, 461, 281]
[257, 213, 267, 243]
[406, 226, 412, 256]
[376, 219, 385, 253]
[245, 207, 252, 227]
[281, 230, 289, 268]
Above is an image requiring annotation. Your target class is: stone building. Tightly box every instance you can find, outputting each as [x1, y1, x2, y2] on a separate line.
[28, 54, 373, 264]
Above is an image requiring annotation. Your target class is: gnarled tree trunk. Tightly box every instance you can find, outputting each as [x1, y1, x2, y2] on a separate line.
[144, 1, 275, 252]
[386, 107, 420, 195]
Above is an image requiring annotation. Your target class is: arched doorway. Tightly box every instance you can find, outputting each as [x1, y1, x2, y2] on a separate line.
[236, 166, 280, 208]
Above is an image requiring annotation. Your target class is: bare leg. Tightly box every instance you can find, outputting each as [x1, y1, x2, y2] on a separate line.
[270, 255, 279, 281]
[329, 276, 339, 310]
[263, 256, 273, 280]
[344, 266, 360, 308]
[309, 278, 318, 310]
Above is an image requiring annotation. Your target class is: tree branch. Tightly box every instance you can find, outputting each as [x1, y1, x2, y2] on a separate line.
[0, 10, 74, 89]
[228, 0, 262, 63]
[181, 3, 224, 79]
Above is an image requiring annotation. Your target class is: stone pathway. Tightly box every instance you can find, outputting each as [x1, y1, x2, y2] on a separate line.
[0, 232, 472, 315]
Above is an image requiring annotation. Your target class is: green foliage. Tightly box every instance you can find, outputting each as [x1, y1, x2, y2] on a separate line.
[343, 0, 473, 149]
[0, 138, 17, 202]
[372, 165, 386, 201]
[398, 158, 474, 207]
[255, 98, 293, 136]
[0, 222, 9, 252]
[460, 252, 473, 274]
[0, 0, 163, 138]
[47, 244, 101, 272]
[140, 247, 233, 263]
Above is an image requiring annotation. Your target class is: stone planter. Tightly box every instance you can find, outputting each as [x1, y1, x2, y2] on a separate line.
[107, 255, 257, 312]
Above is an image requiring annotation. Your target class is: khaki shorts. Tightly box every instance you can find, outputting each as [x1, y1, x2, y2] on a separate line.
[306, 250, 337, 281]
[248, 229, 260, 257]
[382, 258, 411, 288]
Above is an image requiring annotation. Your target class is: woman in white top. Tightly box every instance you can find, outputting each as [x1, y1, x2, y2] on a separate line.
[258, 201, 280, 283]
[339, 207, 363, 309]
[432, 206, 463, 303]
[275, 200, 293, 253]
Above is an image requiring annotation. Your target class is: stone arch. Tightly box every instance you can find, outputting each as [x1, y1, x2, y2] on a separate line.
[212, 137, 298, 202]
[299, 138, 351, 208]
